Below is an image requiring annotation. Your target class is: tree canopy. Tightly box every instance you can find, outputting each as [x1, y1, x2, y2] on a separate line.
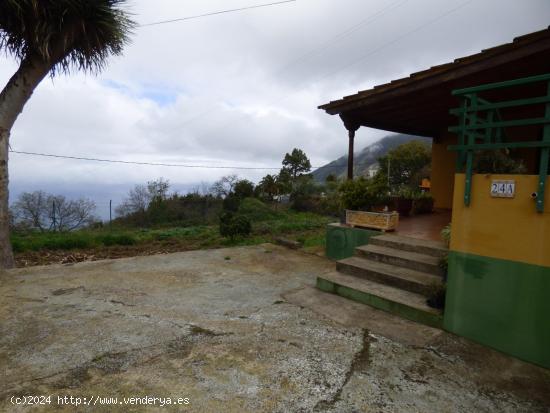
[376, 141, 431, 190]
[0, 0, 134, 75]
[281, 148, 312, 180]
[0, 0, 134, 267]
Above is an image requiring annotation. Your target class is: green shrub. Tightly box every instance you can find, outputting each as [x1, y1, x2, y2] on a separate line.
[290, 178, 321, 213]
[99, 233, 136, 246]
[219, 212, 252, 240]
[222, 194, 241, 213]
[412, 192, 434, 214]
[11, 238, 24, 253]
[42, 235, 93, 250]
[339, 177, 384, 211]
[238, 198, 279, 221]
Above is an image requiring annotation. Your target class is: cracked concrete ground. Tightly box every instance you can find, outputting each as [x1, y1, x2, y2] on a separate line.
[1, 244, 548, 412]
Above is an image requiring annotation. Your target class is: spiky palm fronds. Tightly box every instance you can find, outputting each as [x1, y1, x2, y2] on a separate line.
[0, 0, 135, 74]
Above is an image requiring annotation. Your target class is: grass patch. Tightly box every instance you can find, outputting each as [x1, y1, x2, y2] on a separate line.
[11, 208, 331, 258]
[99, 234, 137, 246]
[11, 232, 95, 252]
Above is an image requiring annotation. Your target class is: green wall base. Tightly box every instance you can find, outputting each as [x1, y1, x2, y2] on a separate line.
[444, 251, 550, 369]
[325, 223, 380, 261]
[316, 277, 443, 329]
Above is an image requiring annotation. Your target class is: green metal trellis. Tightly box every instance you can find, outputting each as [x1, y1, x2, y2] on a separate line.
[448, 73, 550, 212]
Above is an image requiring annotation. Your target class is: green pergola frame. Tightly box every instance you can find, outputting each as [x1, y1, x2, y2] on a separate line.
[448, 73, 550, 213]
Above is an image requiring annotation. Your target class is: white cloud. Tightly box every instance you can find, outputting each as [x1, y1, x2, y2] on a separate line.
[3, 0, 550, 209]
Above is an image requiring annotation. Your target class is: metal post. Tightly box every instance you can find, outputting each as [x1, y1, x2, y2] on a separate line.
[109, 200, 112, 228]
[52, 200, 56, 232]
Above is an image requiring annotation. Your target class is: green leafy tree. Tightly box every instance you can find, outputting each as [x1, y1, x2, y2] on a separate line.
[0, 0, 134, 268]
[377, 141, 431, 191]
[276, 169, 293, 195]
[281, 148, 312, 180]
[233, 179, 255, 200]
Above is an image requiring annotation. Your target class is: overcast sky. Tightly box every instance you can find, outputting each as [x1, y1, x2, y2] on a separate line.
[2, 0, 549, 217]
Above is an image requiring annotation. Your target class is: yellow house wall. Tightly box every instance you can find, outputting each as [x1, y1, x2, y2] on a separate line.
[430, 134, 457, 209]
[450, 173, 550, 267]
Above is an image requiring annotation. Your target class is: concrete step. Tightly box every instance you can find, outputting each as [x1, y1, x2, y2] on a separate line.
[355, 244, 444, 276]
[336, 256, 442, 296]
[316, 272, 443, 329]
[370, 234, 448, 258]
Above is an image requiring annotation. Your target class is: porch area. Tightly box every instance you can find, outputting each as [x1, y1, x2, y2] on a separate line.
[318, 27, 550, 369]
[395, 209, 451, 242]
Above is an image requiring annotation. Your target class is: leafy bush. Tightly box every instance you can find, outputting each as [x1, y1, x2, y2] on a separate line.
[238, 198, 279, 221]
[42, 235, 93, 250]
[219, 212, 252, 240]
[222, 194, 241, 213]
[11, 238, 24, 253]
[412, 192, 434, 214]
[99, 234, 136, 246]
[318, 191, 342, 216]
[339, 177, 384, 211]
[290, 177, 321, 212]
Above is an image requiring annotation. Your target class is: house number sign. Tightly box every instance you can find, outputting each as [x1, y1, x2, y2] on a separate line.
[490, 180, 515, 198]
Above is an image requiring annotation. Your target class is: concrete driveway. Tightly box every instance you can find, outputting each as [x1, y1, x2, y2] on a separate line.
[1, 244, 548, 412]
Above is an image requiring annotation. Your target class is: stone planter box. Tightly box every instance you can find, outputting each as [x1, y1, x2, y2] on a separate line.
[345, 210, 399, 231]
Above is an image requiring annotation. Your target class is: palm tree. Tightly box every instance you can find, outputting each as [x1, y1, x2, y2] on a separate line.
[0, 1, 134, 268]
[258, 174, 279, 201]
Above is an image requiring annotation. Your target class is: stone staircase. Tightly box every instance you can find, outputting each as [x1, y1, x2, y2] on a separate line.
[317, 234, 447, 328]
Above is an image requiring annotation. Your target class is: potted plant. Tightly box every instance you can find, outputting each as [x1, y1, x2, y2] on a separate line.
[412, 192, 434, 215]
[391, 187, 415, 217]
[339, 178, 399, 231]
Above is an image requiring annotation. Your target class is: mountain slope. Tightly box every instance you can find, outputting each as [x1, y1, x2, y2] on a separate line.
[312, 134, 432, 182]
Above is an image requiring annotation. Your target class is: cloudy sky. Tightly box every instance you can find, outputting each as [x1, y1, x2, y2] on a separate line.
[2, 0, 549, 217]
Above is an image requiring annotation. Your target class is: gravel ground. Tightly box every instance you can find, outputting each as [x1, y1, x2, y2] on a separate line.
[1, 244, 548, 412]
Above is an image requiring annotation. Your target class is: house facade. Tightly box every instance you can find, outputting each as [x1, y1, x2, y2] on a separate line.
[319, 27, 550, 368]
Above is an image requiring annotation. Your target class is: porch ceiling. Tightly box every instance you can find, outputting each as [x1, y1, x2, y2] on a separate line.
[319, 26, 550, 138]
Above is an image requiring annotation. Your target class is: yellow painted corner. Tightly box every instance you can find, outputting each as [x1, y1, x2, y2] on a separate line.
[450, 173, 550, 267]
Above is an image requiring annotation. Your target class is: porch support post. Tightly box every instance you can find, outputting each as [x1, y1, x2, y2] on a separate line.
[347, 129, 355, 180]
[341, 116, 360, 180]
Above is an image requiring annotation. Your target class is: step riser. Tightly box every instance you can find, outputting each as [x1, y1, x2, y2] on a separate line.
[317, 277, 443, 329]
[356, 249, 444, 276]
[369, 238, 447, 258]
[336, 261, 433, 295]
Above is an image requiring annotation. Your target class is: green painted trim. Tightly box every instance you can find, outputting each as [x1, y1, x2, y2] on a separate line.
[316, 277, 444, 329]
[444, 251, 550, 369]
[325, 224, 380, 261]
[452, 73, 550, 95]
[450, 95, 550, 114]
